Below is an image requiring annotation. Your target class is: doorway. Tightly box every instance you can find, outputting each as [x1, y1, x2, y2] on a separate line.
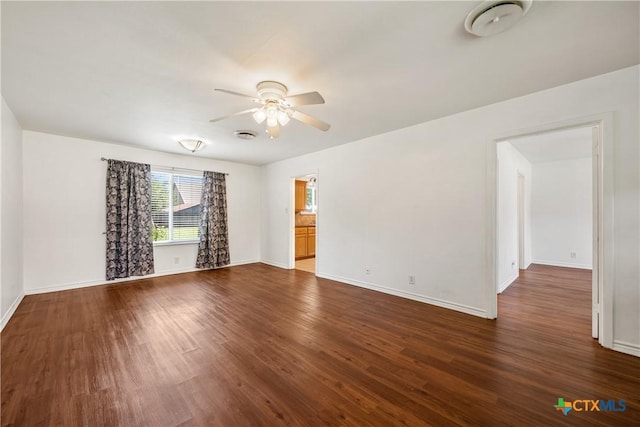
[489, 112, 614, 349]
[291, 174, 317, 274]
[497, 125, 594, 328]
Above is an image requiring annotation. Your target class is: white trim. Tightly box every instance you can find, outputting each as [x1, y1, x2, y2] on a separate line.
[224, 259, 260, 267]
[498, 272, 519, 293]
[25, 259, 260, 295]
[1, 293, 25, 331]
[153, 240, 199, 247]
[531, 259, 592, 270]
[317, 273, 487, 318]
[599, 114, 615, 349]
[612, 341, 640, 357]
[485, 138, 498, 319]
[260, 259, 291, 270]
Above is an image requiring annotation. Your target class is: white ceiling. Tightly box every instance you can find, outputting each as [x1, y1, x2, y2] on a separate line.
[2, 2, 638, 165]
[509, 126, 593, 163]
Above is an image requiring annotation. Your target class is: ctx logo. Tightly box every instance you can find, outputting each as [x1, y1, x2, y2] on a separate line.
[554, 398, 627, 416]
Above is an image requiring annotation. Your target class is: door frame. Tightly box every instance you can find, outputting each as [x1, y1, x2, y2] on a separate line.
[485, 112, 614, 349]
[517, 172, 525, 270]
[289, 171, 319, 273]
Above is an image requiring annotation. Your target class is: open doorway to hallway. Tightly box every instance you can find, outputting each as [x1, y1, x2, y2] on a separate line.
[496, 124, 596, 339]
[292, 174, 317, 274]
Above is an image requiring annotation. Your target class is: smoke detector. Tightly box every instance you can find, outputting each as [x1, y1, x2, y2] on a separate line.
[464, 1, 532, 37]
[234, 130, 258, 140]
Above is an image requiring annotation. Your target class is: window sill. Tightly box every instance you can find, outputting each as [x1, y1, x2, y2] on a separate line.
[153, 240, 200, 247]
[299, 211, 316, 215]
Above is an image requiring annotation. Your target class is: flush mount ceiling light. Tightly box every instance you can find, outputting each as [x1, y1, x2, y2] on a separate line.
[464, 1, 532, 37]
[178, 139, 206, 153]
[209, 81, 330, 140]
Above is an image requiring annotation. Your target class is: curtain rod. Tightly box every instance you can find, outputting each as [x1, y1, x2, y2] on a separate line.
[100, 157, 229, 176]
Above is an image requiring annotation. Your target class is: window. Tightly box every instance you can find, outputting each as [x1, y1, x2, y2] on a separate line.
[151, 171, 203, 243]
[305, 186, 317, 213]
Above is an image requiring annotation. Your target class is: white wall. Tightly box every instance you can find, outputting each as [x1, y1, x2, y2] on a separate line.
[22, 131, 261, 293]
[532, 158, 592, 269]
[1, 96, 24, 329]
[497, 142, 532, 292]
[261, 65, 639, 353]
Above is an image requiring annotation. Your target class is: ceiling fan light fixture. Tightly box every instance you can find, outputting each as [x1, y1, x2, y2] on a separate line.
[265, 102, 279, 127]
[178, 139, 206, 153]
[252, 109, 266, 124]
[277, 110, 290, 126]
[266, 103, 278, 116]
[211, 80, 330, 139]
[256, 81, 288, 100]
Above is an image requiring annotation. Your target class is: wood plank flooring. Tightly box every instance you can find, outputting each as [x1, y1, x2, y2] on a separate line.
[2, 263, 639, 426]
[295, 257, 316, 274]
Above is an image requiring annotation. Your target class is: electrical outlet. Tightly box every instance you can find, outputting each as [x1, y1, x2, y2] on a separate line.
[408, 275, 415, 285]
[365, 267, 371, 275]
[511, 261, 516, 269]
[570, 252, 577, 259]
[174, 257, 180, 265]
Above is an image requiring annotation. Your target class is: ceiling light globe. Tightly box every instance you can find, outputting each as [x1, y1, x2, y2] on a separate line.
[253, 109, 267, 124]
[277, 110, 290, 126]
[267, 105, 278, 118]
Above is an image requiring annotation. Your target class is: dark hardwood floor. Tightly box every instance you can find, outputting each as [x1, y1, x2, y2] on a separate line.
[2, 263, 639, 426]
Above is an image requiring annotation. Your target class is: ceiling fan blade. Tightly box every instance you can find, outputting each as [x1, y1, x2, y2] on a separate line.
[291, 110, 330, 131]
[266, 123, 280, 139]
[209, 108, 259, 123]
[285, 91, 325, 106]
[214, 89, 261, 103]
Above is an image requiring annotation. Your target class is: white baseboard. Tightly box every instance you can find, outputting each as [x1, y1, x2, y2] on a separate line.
[1, 292, 25, 331]
[498, 272, 519, 293]
[532, 259, 592, 270]
[259, 259, 291, 270]
[226, 259, 261, 268]
[316, 273, 487, 318]
[25, 259, 260, 295]
[612, 340, 640, 357]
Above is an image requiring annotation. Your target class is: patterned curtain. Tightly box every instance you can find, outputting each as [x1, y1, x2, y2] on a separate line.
[196, 171, 230, 269]
[105, 160, 155, 280]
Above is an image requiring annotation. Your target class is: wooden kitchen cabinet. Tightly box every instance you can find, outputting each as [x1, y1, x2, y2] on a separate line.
[295, 226, 316, 259]
[295, 180, 307, 212]
[295, 234, 308, 258]
[307, 227, 316, 256]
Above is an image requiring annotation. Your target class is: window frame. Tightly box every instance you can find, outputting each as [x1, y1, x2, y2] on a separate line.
[151, 169, 203, 246]
[304, 186, 317, 213]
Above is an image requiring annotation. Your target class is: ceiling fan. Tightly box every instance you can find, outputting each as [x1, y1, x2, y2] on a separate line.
[209, 81, 330, 139]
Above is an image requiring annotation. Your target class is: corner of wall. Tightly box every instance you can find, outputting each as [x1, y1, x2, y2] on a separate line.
[498, 271, 519, 293]
[1, 96, 25, 330]
[0, 293, 25, 331]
